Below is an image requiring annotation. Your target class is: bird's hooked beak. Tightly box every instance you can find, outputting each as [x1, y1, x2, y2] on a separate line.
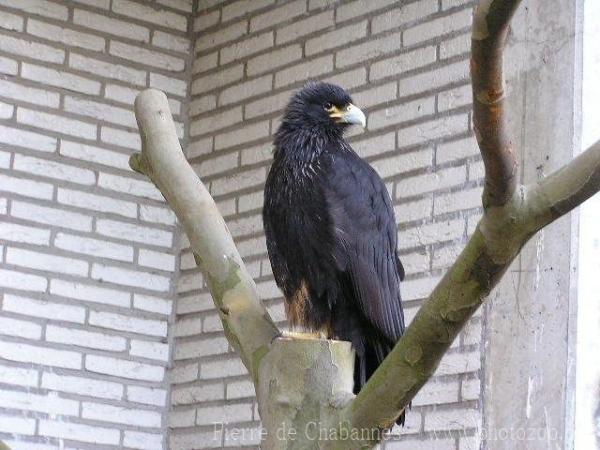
[329, 103, 366, 128]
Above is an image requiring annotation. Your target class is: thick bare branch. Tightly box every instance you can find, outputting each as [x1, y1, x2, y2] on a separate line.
[131, 90, 280, 381]
[526, 140, 600, 230]
[471, 0, 521, 207]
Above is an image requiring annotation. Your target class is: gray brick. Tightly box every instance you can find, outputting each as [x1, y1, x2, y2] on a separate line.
[193, 51, 219, 74]
[195, 20, 247, 53]
[22, 63, 101, 95]
[336, 31, 402, 68]
[398, 59, 470, 97]
[274, 55, 334, 88]
[0, 0, 68, 20]
[50, 279, 130, 307]
[371, 0, 439, 34]
[0, 124, 56, 153]
[153, 30, 190, 53]
[112, 0, 188, 31]
[247, 44, 303, 76]
[192, 64, 244, 95]
[18, 107, 97, 140]
[57, 188, 137, 218]
[0, 10, 24, 31]
[371, 147, 432, 179]
[11, 200, 92, 232]
[0, 55, 18, 75]
[27, 18, 106, 51]
[222, 0, 274, 22]
[220, 32, 274, 64]
[245, 90, 291, 119]
[336, 0, 396, 22]
[219, 75, 273, 105]
[441, 32, 471, 59]
[0, 221, 50, 246]
[436, 136, 479, 164]
[369, 96, 436, 130]
[0, 316, 42, 340]
[250, 0, 307, 32]
[96, 219, 173, 247]
[305, 20, 367, 55]
[39, 420, 120, 445]
[55, 232, 134, 262]
[438, 83, 472, 112]
[0, 341, 81, 369]
[190, 95, 217, 116]
[97, 172, 162, 200]
[324, 67, 367, 90]
[352, 82, 397, 109]
[397, 113, 469, 148]
[396, 166, 467, 198]
[0, 78, 60, 108]
[194, 9, 220, 31]
[0, 173, 54, 200]
[0, 34, 65, 64]
[404, 8, 473, 47]
[276, 10, 334, 45]
[70, 53, 147, 86]
[60, 140, 131, 171]
[371, 45, 437, 81]
[101, 126, 142, 149]
[150, 73, 188, 97]
[7, 247, 89, 276]
[109, 41, 185, 72]
[86, 355, 165, 382]
[13, 154, 96, 185]
[214, 121, 270, 151]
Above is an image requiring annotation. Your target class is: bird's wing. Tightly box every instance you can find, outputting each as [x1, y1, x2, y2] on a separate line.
[325, 148, 405, 343]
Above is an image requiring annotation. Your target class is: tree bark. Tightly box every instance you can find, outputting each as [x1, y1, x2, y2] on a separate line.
[131, 91, 280, 382]
[130, 0, 599, 448]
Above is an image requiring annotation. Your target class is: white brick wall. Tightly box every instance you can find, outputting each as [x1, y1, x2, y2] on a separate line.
[0, 0, 192, 448]
[172, 0, 483, 449]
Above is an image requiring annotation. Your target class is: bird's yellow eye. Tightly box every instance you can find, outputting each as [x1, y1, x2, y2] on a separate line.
[324, 102, 333, 110]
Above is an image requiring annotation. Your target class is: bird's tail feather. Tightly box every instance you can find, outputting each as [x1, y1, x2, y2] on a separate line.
[354, 340, 406, 426]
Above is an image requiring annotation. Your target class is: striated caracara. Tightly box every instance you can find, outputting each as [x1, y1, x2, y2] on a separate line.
[263, 82, 406, 424]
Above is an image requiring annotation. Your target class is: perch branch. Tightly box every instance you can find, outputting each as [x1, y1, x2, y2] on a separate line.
[131, 90, 280, 382]
[471, 0, 521, 207]
[526, 140, 600, 229]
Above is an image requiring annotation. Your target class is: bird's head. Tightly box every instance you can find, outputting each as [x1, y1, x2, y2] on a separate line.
[280, 82, 366, 134]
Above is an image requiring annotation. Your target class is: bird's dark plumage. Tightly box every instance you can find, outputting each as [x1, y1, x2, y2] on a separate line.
[263, 82, 406, 424]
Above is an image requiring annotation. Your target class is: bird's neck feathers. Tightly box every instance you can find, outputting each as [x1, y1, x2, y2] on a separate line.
[274, 119, 347, 162]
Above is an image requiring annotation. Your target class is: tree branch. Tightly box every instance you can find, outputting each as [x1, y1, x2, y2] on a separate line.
[471, 0, 521, 207]
[526, 140, 600, 230]
[131, 90, 280, 382]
